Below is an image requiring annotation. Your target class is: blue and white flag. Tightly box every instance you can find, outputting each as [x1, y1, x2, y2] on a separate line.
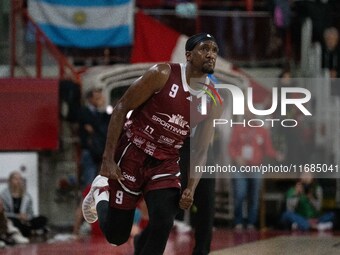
[28, 0, 134, 48]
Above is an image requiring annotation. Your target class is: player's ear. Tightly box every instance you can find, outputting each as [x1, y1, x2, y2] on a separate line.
[185, 51, 192, 61]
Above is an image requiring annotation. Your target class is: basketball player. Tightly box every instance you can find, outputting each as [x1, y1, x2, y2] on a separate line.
[82, 33, 222, 255]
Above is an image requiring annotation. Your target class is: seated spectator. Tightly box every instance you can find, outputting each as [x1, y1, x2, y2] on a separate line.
[280, 172, 335, 231]
[0, 171, 48, 237]
[0, 199, 29, 245]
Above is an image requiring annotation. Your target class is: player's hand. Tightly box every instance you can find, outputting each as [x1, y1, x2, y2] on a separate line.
[100, 158, 124, 181]
[179, 188, 194, 210]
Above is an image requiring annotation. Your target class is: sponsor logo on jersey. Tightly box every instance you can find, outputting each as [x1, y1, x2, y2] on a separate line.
[142, 125, 155, 139]
[133, 136, 146, 148]
[152, 114, 189, 136]
[158, 135, 175, 146]
[145, 142, 157, 156]
[122, 172, 136, 183]
[156, 112, 189, 128]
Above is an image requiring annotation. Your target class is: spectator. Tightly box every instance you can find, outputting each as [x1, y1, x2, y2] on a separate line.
[322, 27, 340, 79]
[321, 27, 340, 96]
[293, 0, 332, 43]
[280, 171, 335, 231]
[75, 90, 124, 237]
[230, 0, 256, 60]
[200, 1, 228, 58]
[0, 199, 29, 245]
[275, 69, 313, 165]
[267, 0, 292, 57]
[228, 109, 283, 230]
[78, 88, 111, 188]
[0, 171, 48, 238]
[175, 136, 216, 255]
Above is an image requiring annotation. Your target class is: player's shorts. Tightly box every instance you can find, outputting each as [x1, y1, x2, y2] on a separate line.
[108, 133, 181, 210]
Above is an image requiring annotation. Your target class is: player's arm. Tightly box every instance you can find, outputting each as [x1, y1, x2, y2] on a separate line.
[100, 63, 171, 180]
[179, 102, 223, 210]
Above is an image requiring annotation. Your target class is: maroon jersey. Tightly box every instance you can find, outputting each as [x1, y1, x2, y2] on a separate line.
[125, 63, 212, 160]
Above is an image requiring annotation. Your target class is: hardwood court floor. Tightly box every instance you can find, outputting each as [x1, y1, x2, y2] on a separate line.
[0, 228, 338, 255]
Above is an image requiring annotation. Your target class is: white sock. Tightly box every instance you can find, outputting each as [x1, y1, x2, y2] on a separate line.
[94, 188, 109, 207]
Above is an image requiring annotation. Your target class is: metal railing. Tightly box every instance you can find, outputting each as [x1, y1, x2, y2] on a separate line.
[9, 0, 83, 82]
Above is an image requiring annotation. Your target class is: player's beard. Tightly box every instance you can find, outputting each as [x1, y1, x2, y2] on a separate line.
[201, 60, 215, 74]
[202, 65, 214, 74]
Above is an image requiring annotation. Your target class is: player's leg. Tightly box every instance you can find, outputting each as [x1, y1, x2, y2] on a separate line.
[96, 201, 135, 245]
[82, 175, 139, 245]
[134, 188, 180, 255]
[192, 177, 215, 255]
[83, 133, 146, 244]
[232, 177, 247, 228]
[280, 211, 310, 231]
[247, 177, 262, 228]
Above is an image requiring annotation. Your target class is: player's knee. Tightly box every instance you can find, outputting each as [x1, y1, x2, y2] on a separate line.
[150, 217, 173, 233]
[105, 232, 130, 246]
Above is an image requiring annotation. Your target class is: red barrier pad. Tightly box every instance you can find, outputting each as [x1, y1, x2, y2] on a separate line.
[0, 79, 59, 150]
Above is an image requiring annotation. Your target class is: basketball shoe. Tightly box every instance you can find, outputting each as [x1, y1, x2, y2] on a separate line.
[82, 175, 109, 223]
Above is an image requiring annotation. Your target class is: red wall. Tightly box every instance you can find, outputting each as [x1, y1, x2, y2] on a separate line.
[0, 79, 59, 151]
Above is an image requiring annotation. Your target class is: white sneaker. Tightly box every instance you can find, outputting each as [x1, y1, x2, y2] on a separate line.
[7, 219, 29, 244]
[291, 222, 298, 231]
[0, 240, 5, 248]
[247, 224, 256, 231]
[234, 224, 243, 231]
[12, 233, 29, 244]
[79, 221, 91, 235]
[82, 175, 109, 223]
[317, 222, 333, 231]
